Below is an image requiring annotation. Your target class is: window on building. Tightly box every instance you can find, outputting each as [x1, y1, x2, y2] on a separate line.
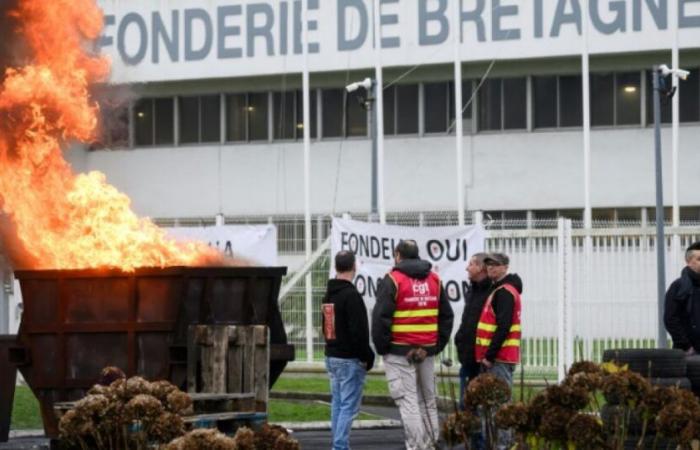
[383, 85, 396, 135]
[503, 78, 527, 129]
[273, 91, 296, 140]
[179, 95, 221, 144]
[647, 207, 672, 224]
[424, 82, 450, 133]
[559, 75, 583, 127]
[396, 84, 419, 134]
[616, 72, 641, 125]
[680, 206, 700, 224]
[680, 69, 700, 123]
[590, 73, 614, 126]
[479, 79, 502, 131]
[322, 89, 344, 138]
[92, 102, 129, 149]
[448, 80, 474, 133]
[134, 98, 174, 146]
[225, 94, 246, 141]
[559, 209, 583, 221]
[346, 90, 367, 137]
[534, 76, 557, 128]
[294, 89, 318, 139]
[616, 208, 641, 225]
[478, 77, 526, 131]
[248, 93, 268, 141]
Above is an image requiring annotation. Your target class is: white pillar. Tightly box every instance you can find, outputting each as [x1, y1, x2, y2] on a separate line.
[302, 1, 314, 363]
[581, 0, 592, 229]
[453, 0, 465, 226]
[671, 0, 680, 228]
[557, 218, 574, 381]
[372, 0, 386, 224]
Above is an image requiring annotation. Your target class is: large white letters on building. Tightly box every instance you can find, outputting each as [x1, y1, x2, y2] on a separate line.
[166, 224, 278, 266]
[330, 217, 485, 320]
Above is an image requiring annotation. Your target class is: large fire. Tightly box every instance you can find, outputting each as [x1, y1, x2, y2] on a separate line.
[0, 0, 225, 270]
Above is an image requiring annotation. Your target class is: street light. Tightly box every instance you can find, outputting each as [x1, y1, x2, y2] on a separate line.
[652, 64, 689, 348]
[346, 78, 379, 221]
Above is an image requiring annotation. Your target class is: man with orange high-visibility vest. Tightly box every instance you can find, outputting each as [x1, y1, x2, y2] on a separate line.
[372, 240, 454, 450]
[477, 252, 523, 389]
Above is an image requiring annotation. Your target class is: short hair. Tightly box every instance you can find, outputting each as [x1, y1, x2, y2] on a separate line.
[335, 250, 356, 273]
[471, 252, 489, 266]
[395, 240, 419, 259]
[686, 242, 700, 261]
[484, 252, 510, 266]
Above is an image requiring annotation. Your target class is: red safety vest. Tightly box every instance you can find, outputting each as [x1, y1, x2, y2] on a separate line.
[474, 284, 522, 364]
[389, 270, 441, 347]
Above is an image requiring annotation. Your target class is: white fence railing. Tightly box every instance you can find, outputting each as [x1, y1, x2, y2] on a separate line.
[277, 214, 700, 380]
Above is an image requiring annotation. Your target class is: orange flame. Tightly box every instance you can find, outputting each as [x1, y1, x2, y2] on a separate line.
[0, 0, 225, 271]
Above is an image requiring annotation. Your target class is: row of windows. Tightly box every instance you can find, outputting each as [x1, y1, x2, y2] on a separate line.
[486, 206, 700, 229]
[94, 68, 700, 149]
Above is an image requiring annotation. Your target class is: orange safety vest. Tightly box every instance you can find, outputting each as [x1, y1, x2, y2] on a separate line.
[474, 284, 522, 364]
[389, 270, 441, 347]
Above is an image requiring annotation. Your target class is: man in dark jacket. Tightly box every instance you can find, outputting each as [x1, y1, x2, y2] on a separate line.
[454, 252, 492, 409]
[322, 250, 374, 450]
[372, 240, 453, 450]
[665, 241, 700, 355]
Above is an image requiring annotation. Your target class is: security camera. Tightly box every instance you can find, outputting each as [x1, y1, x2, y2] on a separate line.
[345, 77, 373, 93]
[660, 64, 691, 80]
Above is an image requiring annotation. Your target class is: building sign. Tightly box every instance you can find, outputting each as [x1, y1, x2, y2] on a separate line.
[98, 0, 700, 84]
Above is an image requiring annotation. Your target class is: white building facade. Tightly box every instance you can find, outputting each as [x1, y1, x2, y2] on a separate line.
[74, 0, 700, 227]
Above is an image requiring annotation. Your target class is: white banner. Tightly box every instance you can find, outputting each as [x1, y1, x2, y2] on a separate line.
[166, 224, 278, 266]
[330, 217, 485, 322]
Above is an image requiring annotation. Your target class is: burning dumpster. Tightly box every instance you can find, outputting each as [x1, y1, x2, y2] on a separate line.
[5, 266, 294, 438]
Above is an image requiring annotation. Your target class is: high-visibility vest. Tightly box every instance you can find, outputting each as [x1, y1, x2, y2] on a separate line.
[474, 284, 522, 364]
[389, 270, 441, 347]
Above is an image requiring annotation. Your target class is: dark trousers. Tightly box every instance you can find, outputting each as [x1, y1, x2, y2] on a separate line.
[458, 362, 481, 411]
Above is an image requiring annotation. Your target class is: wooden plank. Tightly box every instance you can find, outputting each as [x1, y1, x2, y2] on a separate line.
[253, 326, 269, 413]
[241, 327, 255, 397]
[186, 327, 200, 393]
[189, 393, 253, 401]
[199, 326, 228, 393]
[227, 326, 243, 393]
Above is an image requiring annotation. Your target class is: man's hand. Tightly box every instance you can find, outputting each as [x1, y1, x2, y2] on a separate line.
[482, 359, 493, 369]
[686, 347, 697, 356]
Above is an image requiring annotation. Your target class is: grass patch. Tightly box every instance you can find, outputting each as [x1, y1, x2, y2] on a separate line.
[10, 386, 380, 430]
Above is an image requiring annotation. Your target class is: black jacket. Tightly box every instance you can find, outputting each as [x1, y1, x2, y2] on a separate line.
[322, 279, 375, 370]
[664, 267, 700, 351]
[454, 277, 493, 366]
[484, 273, 523, 363]
[371, 259, 454, 357]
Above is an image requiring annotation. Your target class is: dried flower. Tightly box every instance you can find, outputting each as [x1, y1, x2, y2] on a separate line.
[567, 361, 602, 378]
[441, 411, 481, 445]
[538, 405, 575, 443]
[601, 370, 650, 407]
[545, 384, 590, 410]
[495, 402, 530, 434]
[164, 429, 236, 450]
[123, 394, 164, 425]
[565, 372, 604, 392]
[98, 366, 126, 386]
[566, 413, 604, 450]
[464, 373, 511, 409]
[232, 426, 257, 450]
[165, 390, 193, 415]
[147, 412, 185, 443]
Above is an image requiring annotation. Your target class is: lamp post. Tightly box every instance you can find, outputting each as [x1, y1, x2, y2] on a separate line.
[346, 78, 378, 221]
[652, 64, 689, 348]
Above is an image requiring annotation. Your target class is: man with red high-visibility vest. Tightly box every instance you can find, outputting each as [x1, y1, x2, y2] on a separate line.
[372, 240, 454, 450]
[477, 253, 523, 387]
[478, 253, 522, 450]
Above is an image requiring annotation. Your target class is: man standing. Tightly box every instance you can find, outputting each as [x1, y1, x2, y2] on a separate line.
[476, 253, 522, 387]
[372, 240, 454, 450]
[454, 252, 492, 408]
[323, 250, 375, 450]
[665, 241, 700, 355]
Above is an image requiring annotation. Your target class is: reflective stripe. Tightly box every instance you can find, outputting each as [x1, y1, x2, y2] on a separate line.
[477, 322, 497, 332]
[477, 323, 521, 333]
[393, 309, 438, 318]
[475, 337, 521, 347]
[391, 324, 438, 332]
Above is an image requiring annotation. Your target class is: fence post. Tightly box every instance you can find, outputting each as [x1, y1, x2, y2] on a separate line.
[557, 218, 574, 381]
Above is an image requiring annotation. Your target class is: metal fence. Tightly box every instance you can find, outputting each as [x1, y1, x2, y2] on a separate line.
[274, 212, 700, 380]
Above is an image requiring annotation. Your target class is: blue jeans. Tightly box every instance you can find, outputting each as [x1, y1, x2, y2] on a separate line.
[326, 357, 367, 450]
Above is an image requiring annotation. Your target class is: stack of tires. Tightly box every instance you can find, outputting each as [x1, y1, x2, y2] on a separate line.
[601, 349, 687, 449]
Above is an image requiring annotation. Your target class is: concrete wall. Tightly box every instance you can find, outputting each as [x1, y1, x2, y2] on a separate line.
[66, 125, 700, 218]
